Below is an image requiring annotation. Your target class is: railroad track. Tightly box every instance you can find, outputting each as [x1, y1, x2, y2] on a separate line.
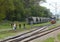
[23, 26, 60, 42]
[0, 24, 51, 42]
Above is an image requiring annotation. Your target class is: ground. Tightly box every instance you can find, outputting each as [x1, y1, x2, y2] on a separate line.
[0, 21, 50, 40]
[31, 29, 60, 42]
[31, 22, 60, 42]
[0, 21, 60, 42]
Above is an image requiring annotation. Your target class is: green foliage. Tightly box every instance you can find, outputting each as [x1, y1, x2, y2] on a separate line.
[0, 13, 5, 21]
[0, 0, 52, 21]
[43, 38, 54, 42]
[57, 34, 60, 40]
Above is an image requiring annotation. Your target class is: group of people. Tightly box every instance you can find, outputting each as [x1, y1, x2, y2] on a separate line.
[11, 22, 26, 30]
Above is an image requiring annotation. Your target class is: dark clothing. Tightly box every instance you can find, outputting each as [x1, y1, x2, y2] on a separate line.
[19, 24, 21, 28]
[23, 24, 25, 29]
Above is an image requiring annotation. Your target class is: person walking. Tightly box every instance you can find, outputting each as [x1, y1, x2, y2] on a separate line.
[13, 23, 17, 30]
[11, 22, 14, 28]
[23, 24, 26, 29]
[19, 24, 21, 28]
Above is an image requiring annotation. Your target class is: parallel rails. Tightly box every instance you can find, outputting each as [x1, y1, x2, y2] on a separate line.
[0, 24, 51, 42]
[24, 26, 60, 42]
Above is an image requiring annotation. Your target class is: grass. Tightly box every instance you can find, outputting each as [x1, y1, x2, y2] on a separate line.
[0, 21, 50, 39]
[57, 34, 60, 41]
[42, 21, 60, 42]
[0, 31, 15, 39]
[48, 21, 60, 30]
[33, 22, 50, 27]
[0, 20, 60, 40]
[43, 37, 54, 42]
[0, 21, 50, 30]
[0, 30, 26, 39]
[17, 21, 50, 29]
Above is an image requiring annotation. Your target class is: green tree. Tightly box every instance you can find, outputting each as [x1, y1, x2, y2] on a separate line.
[0, 0, 52, 21]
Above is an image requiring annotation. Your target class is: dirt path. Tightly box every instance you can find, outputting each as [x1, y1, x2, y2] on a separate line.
[31, 28, 60, 42]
